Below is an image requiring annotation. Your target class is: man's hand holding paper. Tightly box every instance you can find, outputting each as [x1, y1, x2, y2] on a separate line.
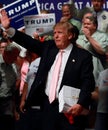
[59, 85, 89, 116]
[67, 104, 83, 117]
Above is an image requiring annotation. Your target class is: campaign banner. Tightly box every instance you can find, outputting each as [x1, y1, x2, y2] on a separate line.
[0, 0, 108, 29]
[24, 13, 55, 36]
[37, 0, 73, 22]
[74, 0, 91, 9]
[0, 0, 71, 27]
[2, 0, 39, 29]
[74, 0, 108, 10]
[1, 0, 108, 10]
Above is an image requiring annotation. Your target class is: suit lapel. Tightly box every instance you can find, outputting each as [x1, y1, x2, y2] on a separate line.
[60, 46, 77, 88]
[46, 47, 59, 72]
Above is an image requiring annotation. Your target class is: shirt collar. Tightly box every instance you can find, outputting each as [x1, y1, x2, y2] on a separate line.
[63, 44, 73, 53]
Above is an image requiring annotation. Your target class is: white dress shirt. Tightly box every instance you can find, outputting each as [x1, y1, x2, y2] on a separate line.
[45, 44, 73, 98]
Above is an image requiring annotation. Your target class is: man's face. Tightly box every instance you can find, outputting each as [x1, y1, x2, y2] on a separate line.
[92, 0, 104, 12]
[53, 26, 72, 49]
[0, 42, 8, 54]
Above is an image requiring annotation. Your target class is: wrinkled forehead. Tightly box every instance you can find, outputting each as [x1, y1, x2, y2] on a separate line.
[53, 26, 67, 34]
[54, 25, 70, 34]
[0, 42, 8, 46]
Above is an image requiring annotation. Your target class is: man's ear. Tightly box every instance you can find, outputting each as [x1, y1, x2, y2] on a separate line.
[68, 33, 73, 40]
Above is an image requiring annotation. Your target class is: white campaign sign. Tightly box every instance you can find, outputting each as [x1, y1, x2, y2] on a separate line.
[24, 13, 55, 36]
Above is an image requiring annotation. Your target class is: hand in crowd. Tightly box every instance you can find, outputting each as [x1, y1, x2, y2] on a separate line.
[33, 32, 49, 42]
[14, 110, 20, 121]
[20, 100, 26, 113]
[0, 9, 10, 29]
[81, 27, 91, 38]
[33, 32, 40, 40]
[60, 16, 68, 22]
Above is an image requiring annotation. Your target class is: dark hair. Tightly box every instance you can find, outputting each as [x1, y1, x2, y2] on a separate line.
[0, 38, 8, 44]
[71, 25, 79, 44]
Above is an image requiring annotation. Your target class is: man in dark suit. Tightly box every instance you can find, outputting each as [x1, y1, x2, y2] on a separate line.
[0, 10, 95, 130]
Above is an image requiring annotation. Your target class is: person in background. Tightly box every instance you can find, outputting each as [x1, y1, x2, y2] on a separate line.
[77, 15, 108, 82]
[18, 57, 41, 130]
[0, 38, 8, 54]
[19, 51, 38, 95]
[76, 15, 108, 129]
[20, 57, 41, 112]
[1, 29, 27, 77]
[60, 4, 81, 31]
[15, 54, 40, 130]
[79, 12, 93, 34]
[91, 0, 108, 34]
[92, 66, 108, 130]
[0, 10, 95, 130]
[0, 43, 21, 130]
[77, 0, 108, 34]
[14, 51, 38, 114]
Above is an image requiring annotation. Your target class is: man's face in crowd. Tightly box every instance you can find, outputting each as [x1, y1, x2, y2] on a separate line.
[0, 42, 8, 54]
[92, 0, 104, 12]
[53, 25, 72, 49]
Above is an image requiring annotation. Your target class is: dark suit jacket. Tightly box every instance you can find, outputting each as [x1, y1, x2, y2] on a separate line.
[12, 30, 95, 109]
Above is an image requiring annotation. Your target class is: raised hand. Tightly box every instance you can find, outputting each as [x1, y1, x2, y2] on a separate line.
[0, 9, 11, 29]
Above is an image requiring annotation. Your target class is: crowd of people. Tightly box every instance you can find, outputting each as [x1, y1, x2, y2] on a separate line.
[0, 0, 108, 130]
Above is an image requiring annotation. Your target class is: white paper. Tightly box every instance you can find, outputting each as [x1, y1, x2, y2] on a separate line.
[59, 85, 89, 115]
[59, 85, 80, 113]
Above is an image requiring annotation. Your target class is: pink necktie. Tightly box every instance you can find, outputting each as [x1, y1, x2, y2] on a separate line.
[49, 50, 63, 103]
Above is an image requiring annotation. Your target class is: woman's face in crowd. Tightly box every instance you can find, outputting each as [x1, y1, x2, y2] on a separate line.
[83, 18, 96, 33]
